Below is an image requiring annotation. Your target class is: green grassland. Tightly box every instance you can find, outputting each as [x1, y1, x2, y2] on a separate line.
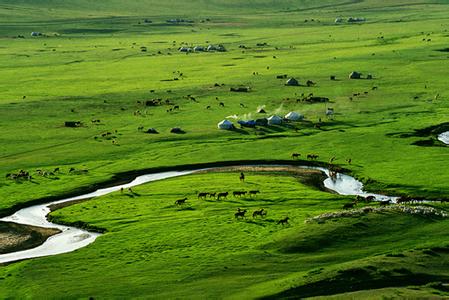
[1, 0, 449, 298]
[3, 170, 449, 298]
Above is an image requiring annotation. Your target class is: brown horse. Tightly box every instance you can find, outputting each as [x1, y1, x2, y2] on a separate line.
[235, 209, 247, 219]
[291, 153, 301, 159]
[277, 216, 290, 225]
[252, 209, 267, 218]
[175, 197, 187, 206]
[239, 172, 245, 182]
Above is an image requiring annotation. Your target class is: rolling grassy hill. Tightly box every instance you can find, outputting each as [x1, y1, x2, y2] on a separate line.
[0, 0, 449, 298]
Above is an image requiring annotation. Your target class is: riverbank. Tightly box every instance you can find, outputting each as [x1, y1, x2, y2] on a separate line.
[0, 221, 60, 255]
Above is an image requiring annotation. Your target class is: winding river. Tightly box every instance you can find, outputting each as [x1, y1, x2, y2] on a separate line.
[438, 131, 449, 145]
[0, 165, 397, 264]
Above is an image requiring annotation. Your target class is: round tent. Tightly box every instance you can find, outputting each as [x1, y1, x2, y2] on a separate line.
[286, 78, 299, 86]
[285, 111, 304, 121]
[349, 71, 361, 79]
[217, 120, 234, 130]
[267, 115, 283, 125]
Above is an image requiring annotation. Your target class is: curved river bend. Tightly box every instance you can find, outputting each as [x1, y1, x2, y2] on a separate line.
[0, 165, 396, 264]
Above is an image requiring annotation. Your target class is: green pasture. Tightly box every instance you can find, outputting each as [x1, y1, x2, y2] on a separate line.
[1, 0, 449, 298]
[1, 171, 449, 298]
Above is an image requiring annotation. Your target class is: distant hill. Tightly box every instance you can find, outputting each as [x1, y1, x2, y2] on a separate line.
[1, 0, 443, 21]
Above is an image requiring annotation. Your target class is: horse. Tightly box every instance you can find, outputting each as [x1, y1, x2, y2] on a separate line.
[233, 191, 247, 197]
[249, 190, 260, 196]
[277, 216, 289, 225]
[379, 200, 391, 206]
[235, 209, 247, 219]
[198, 192, 208, 199]
[217, 192, 228, 200]
[175, 197, 187, 206]
[252, 209, 267, 218]
[291, 153, 300, 159]
[343, 202, 356, 209]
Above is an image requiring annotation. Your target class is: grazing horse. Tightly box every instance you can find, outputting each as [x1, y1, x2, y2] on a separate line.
[249, 190, 260, 196]
[343, 202, 356, 209]
[235, 209, 247, 219]
[291, 153, 300, 159]
[379, 200, 391, 206]
[233, 191, 247, 197]
[217, 192, 229, 200]
[198, 192, 209, 199]
[252, 209, 267, 218]
[277, 216, 290, 225]
[239, 172, 245, 182]
[307, 154, 318, 160]
[175, 197, 187, 206]
[365, 195, 376, 202]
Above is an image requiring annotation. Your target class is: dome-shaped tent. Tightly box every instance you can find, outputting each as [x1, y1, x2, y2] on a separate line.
[218, 120, 234, 130]
[267, 115, 283, 125]
[286, 78, 299, 86]
[285, 111, 304, 121]
[349, 71, 361, 79]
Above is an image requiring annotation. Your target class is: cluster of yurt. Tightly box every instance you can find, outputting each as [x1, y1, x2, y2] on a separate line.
[180, 44, 226, 53]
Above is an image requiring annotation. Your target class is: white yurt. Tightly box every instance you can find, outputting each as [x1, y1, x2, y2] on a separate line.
[267, 115, 283, 125]
[217, 120, 234, 130]
[285, 111, 304, 121]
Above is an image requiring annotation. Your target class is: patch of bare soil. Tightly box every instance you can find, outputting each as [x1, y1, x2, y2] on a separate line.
[0, 222, 60, 254]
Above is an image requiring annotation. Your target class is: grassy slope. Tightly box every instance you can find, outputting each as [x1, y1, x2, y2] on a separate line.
[1, 171, 449, 298]
[0, 0, 448, 211]
[0, 0, 449, 298]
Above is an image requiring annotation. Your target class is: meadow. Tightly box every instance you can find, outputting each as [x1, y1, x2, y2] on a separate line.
[0, 0, 449, 298]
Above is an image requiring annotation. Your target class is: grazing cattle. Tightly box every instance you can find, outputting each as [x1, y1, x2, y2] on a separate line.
[343, 202, 356, 209]
[208, 192, 216, 198]
[252, 208, 267, 218]
[235, 209, 247, 219]
[239, 172, 245, 182]
[217, 192, 229, 200]
[219, 102, 225, 107]
[240, 103, 246, 108]
[173, 105, 179, 110]
[346, 158, 352, 164]
[206, 105, 211, 109]
[249, 190, 260, 196]
[69, 167, 76, 173]
[53, 167, 60, 173]
[198, 192, 209, 199]
[277, 216, 290, 225]
[291, 153, 301, 159]
[175, 197, 187, 206]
